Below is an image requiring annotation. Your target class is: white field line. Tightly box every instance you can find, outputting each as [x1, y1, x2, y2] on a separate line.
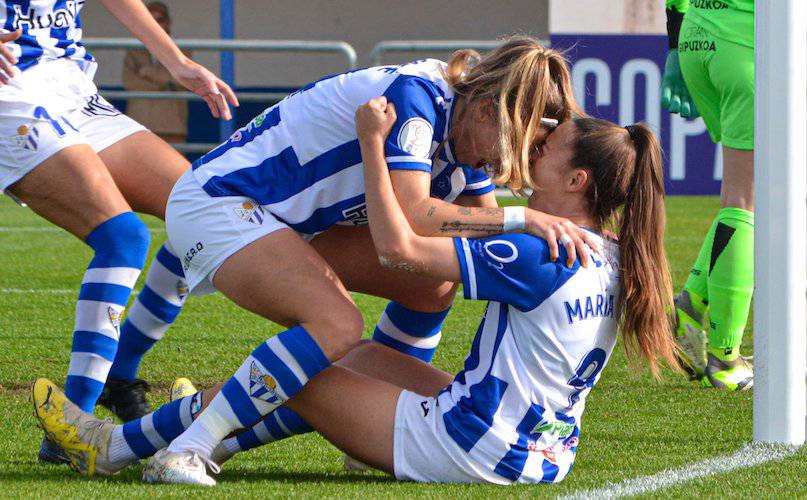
[0, 227, 165, 233]
[562, 443, 800, 499]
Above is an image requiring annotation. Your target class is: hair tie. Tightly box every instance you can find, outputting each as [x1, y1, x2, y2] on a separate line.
[624, 125, 637, 142]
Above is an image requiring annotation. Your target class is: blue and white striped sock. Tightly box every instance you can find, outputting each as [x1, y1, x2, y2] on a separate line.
[108, 391, 200, 465]
[108, 242, 187, 381]
[166, 325, 330, 458]
[64, 212, 150, 413]
[372, 302, 450, 363]
[220, 406, 313, 456]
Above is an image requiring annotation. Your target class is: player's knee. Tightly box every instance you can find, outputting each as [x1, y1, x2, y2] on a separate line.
[86, 212, 151, 269]
[315, 306, 364, 359]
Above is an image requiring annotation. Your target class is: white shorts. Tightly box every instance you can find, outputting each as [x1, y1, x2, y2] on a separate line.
[393, 390, 512, 485]
[165, 170, 290, 295]
[0, 58, 145, 192]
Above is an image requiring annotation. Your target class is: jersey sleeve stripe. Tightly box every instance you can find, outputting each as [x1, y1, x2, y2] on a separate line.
[455, 238, 477, 299]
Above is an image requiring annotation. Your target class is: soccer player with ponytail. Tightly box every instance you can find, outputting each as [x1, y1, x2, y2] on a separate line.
[33, 106, 679, 485]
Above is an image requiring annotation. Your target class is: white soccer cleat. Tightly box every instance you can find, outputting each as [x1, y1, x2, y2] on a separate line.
[343, 453, 371, 472]
[210, 442, 235, 467]
[142, 448, 219, 486]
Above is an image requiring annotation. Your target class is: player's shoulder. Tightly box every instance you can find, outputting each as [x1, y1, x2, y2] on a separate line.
[386, 59, 451, 99]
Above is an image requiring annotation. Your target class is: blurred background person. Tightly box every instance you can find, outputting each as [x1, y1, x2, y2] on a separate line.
[123, 1, 189, 144]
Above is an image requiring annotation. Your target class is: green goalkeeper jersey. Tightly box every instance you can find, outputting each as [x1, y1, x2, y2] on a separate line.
[666, 0, 754, 48]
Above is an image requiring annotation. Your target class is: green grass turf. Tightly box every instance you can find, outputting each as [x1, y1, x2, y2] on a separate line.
[0, 195, 804, 498]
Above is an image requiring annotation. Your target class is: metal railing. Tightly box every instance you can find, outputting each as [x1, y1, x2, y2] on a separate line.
[369, 39, 549, 65]
[85, 37, 358, 153]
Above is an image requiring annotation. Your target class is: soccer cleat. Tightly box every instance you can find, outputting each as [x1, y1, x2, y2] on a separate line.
[343, 454, 371, 472]
[170, 377, 197, 401]
[97, 378, 152, 422]
[31, 378, 121, 476]
[37, 435, 71, 465]
[672, 290, 708, 380]
[210, 442, 235, 467]
[702, 353, 754, 391]
[143, 449, 219, 486]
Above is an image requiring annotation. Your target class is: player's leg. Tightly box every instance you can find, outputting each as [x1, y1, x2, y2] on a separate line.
[9, 145, 150, 459]
[698, 36, 755, 389]
[312, 225, 456, 363]
[672, 19, 724, 378]
[95, 130, 192, 420]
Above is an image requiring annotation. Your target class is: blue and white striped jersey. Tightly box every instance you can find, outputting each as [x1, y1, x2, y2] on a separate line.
[441, 232, 619, 484]
[1, 1, 94, 72]
[191, 59, 494, 237]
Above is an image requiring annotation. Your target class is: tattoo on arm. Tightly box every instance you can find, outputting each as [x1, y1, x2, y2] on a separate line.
[439, 221, 503, 235]
[426, 205, 436, 217]
[477, 207, 504, 216]
[457, 206, 472, 215]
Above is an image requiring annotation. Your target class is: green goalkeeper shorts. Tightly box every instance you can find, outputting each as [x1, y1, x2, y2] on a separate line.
[678, 16, 754, 150]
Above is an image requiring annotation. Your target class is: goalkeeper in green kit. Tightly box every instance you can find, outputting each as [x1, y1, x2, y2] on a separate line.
[662, 0, 754, 390]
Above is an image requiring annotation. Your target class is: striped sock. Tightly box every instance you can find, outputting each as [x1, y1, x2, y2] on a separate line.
[166, 326, 330, 458]
[372, 302, 449, 363]
[108, 391, 200, 465]
[64, 212, 150, 413]
[221, 406, 313, 457]
[109, 243, 187, 381]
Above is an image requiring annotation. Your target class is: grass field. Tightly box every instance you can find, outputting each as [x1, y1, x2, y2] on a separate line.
[0, 195, 805, 498]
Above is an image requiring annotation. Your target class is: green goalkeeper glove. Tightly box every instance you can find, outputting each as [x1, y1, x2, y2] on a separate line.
[661, 49, 699, 119]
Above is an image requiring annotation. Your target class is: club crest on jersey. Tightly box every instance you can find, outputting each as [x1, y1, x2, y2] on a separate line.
[107, 307, 123, 331]
[233, 201, 264, 225]
[14, 124, 39, 151]
[249, 361, 282, 404]
[397, 117, 433, 159]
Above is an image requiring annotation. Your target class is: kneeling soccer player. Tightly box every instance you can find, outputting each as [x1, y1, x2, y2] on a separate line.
[33, 103, 679, 485]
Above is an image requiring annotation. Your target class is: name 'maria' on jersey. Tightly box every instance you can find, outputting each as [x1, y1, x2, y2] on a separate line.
[190, 59, 494, 238]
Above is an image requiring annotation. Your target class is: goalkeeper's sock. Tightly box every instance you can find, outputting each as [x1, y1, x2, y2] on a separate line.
[681, 216, 719, 304]
[705, 208, 754, 362]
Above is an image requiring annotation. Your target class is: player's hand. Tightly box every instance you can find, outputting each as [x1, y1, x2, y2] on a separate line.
[355, 96, 397, 145]
[0, 30, 21, 85]
[661, 49, 699, 119]
[525, 209, 599, 268]
[169, 57, 239, 120]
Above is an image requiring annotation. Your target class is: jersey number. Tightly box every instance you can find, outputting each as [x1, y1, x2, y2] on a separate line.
[566, 348, 606, 409]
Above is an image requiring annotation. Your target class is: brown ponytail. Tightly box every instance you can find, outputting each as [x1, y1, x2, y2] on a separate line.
[443, 36, 583, 195]
[571, 118, 677, 378]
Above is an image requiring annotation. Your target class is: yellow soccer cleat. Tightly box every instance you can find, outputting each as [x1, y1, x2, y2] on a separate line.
[702, 354, 754, 391]
[169, 377, 197, 401]
[31, 378, 119, 476]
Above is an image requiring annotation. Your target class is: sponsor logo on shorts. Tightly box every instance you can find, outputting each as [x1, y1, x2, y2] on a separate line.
[233, 201, 265, 225]
[690, 0, 728, 9]
[182, 242, 204, 271]
[107, 306, 123, 332]
[420, 400, 430, 417]
[13, 124, 39, 151]
[82, 94, 122, 117]
[249, 361, 283, 404]
[176, 280, 189, 301]
[679, 26, 716, 53]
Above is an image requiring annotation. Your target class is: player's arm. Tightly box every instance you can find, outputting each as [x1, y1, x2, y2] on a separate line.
[661, 0, 699, 118]
[0, 30, 20, 85]
[98, 0, 238, 119]
[453, 191, 498, 208]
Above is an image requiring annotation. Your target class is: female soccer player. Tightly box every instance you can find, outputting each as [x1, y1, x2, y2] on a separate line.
[33, 101, 678, 485]
[662, 0, 754, 390]
[0, 0, 237, 461]
[96, 37, 598, 430]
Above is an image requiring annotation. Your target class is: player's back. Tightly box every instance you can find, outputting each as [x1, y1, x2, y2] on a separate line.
[439, 232, 620, 483]
[1, 0, 94, 72]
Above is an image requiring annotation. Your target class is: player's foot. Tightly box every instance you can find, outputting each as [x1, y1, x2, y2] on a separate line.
[672, 290, 708, 380]
[143, 448, 219, 486]
[97, 377, 152, 422]
[343, 454, 371, 472]
[702, 353, 754, 391]
[31, 378, 120, 476]
[169, 377, 197, 401]
[37, 435, 71, 465]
